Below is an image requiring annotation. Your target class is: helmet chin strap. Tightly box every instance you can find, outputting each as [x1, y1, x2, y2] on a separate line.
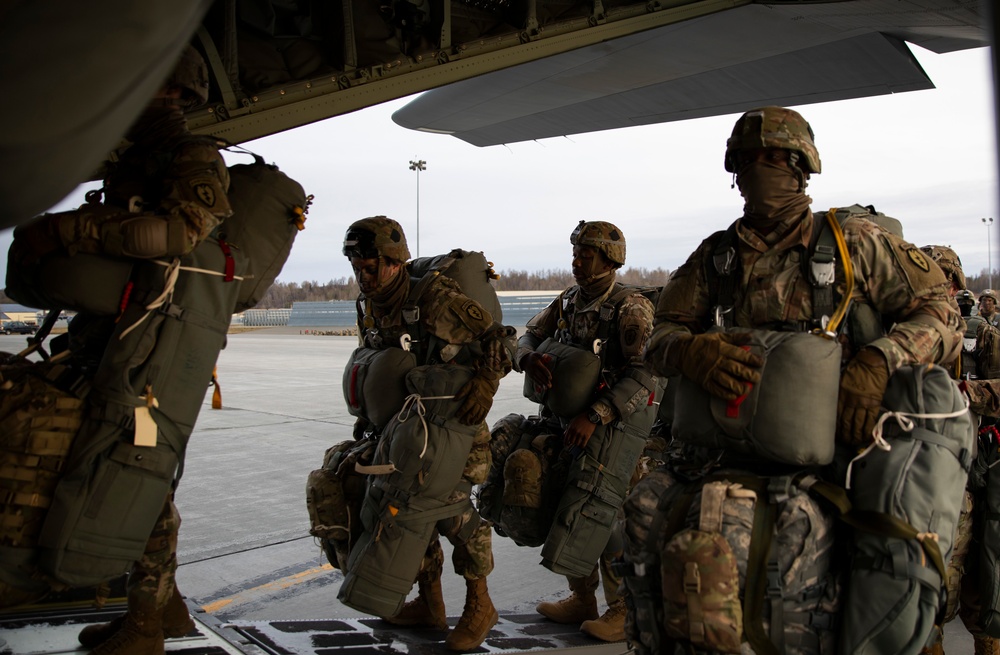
[577, 269, 612, 285]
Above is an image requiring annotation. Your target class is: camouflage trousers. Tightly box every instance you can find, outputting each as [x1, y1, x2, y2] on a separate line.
[419, 422, 494, 581]
[128, 494, 180, 612]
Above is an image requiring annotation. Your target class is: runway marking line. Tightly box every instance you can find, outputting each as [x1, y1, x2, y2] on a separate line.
[201, 563, 335, 613]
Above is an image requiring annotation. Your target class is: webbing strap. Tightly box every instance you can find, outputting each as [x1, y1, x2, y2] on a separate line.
[766, 548, 785, 652]
[853, 552, 943, 589]
[802, 477, 947, 589]
[743, 478, 781, 655]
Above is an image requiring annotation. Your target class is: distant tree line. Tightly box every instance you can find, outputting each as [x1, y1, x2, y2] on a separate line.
[253, 267, 672, 309]
[966, 269, 1000, 293]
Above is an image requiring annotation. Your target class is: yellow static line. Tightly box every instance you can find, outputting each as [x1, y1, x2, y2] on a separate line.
[201, 563, 335, 614]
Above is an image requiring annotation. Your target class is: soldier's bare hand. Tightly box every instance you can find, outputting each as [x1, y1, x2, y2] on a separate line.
[564, 414, 597, 449]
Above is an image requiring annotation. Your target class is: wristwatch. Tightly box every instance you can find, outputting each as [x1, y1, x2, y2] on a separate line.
[587, 409, 602, 425]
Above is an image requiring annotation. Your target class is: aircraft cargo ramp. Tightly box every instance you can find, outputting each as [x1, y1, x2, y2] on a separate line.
[0, 600, 628, 654]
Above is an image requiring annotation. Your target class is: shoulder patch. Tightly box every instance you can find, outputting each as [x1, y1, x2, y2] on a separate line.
[193, 182, 217, 207]
[467, 304, 484, 321]
[906, 247, 930, 272]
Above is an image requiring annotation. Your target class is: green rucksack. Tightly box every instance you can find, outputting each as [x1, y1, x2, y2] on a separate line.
[840, 364, 974, 655]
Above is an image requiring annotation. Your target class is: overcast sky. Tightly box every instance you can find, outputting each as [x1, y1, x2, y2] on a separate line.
[2, 44, 997, 291]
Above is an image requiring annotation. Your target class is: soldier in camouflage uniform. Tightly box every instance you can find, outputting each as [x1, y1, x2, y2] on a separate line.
[645, 106, 960, 447]
[343, 216, 513, 652]
[918, 246, 1000, 655]
[516, 221, 656, 642]
[980, 290, 1000, 328]
[638, 106, 961, 652]
[12, 45, 229, 655]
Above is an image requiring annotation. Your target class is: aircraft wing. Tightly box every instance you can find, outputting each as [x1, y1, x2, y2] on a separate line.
[390, 1, 988, 146]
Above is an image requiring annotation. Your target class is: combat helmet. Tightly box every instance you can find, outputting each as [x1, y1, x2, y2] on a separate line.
[957, 289, 976, 307]
[570, 220, 626, 266]
[981, 289, 999, 303]
[725, 106, 821, 174]
[920, 245, 966, 290]
[164, 45, 210, 107]
[343, 216, 411, 262]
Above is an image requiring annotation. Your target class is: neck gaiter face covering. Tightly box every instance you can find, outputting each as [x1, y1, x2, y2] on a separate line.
[737, 162, 812, 229]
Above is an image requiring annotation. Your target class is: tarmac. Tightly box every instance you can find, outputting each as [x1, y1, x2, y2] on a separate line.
[0, 329, 976, 651]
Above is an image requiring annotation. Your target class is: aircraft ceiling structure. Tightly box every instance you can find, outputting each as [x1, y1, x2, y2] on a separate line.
[0, 0, 986, 229]
[390, 0, 989, 146]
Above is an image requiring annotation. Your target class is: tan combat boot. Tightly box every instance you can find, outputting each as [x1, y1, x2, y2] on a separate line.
[975, 635, 1000, 655]
[580, 599, 626, 642]
[79, 586, 195, 648]
[445, 577, 499, 652]
[536, 572, 599, 625]
[382, 567, 448, 631]
[88, 600, 165, 655]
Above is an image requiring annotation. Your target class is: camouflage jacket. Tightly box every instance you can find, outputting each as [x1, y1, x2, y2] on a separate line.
[516, 281, 655, 424]
[356, 273, 513, 380]
[57, 134, 231, 258]
[647, 211, 962, 374]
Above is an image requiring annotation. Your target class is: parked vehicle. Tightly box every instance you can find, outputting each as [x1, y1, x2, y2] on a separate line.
[3, 321, 37, 335]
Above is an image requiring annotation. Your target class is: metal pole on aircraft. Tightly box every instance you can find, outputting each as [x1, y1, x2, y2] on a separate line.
[409, 159, 426, 257]
[985, 217, 995, 289]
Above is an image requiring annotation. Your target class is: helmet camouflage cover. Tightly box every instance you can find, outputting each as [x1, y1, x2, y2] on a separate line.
[725, 106, 821, 174]
[920, 245, 966, 291]
[981, 289, 999, 303]
[343, 216, 411, 262]
[570, 220, 626, 266]
[165, 44, 210, 107]
[956, 289, 975, 306]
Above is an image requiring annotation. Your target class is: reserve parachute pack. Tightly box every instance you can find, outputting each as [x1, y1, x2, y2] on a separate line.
[621, 467, 840, 655]
[342, 347, 417, 431]
[522, 284, 660, 419]
[338, 364, 481, 617]
[672, 328, 841, 466]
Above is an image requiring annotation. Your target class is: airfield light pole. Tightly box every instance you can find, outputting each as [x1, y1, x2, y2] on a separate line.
[409, 159, 426, 257]
[986, 217, 995, 289]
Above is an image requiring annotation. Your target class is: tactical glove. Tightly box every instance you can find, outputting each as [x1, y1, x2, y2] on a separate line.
[661, 332, 763, 400]
[837, 347, 890, 446]
[455, 368, 501, 425]
[521, 352, 554, 390]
